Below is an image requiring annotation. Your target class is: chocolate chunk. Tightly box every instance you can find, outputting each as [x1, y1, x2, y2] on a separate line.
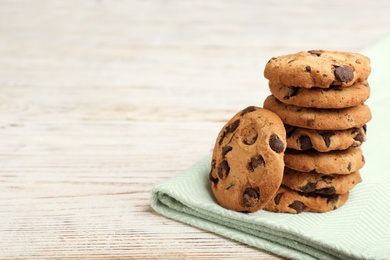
[269, 134, 285, 153]
[209, 171, 219, 184]
[218, 160, 230, 179]
[353, 130, 365, 143]
[320, 132, 334, 148]
[284, 87, 299, 100]
[248, 155, 265, 171]
[321, 175, 334, 184]
[308, 50, 323, 56]
[288, 201, 305, 213]
[274, 192, 283, 205]
[299, 135, 313, 150]
[222, 146, 232, 158]
[241, 106, 257, 116]
[242, 187, 260, 207]
[316, 187, 336, 195]
[300, 182, 317, 193]
[327, 194, 339, 205]
[219, 119, 240, 145]
[285, 125, 296, 138]
[347, 162, 352, 172]
[305, 66, 311, 72]
[334, 65, 354, 83]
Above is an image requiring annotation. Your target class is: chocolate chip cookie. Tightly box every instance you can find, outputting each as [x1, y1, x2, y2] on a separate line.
[209, 106, 286, 213]
[264, 50, 371, 88]
[282, 168, 362, 195]
[264, 186, 349, 214]
[284, 147, 365, 175]
[269, 81, 370, 109]
[285, 125, 367, 152]
[263, 95, 372, 130]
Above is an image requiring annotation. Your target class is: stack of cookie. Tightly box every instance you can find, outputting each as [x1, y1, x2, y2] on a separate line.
[262, 50, 372, 213]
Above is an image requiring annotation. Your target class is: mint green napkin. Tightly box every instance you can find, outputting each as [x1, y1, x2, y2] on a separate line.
[150, 36, 390, 260]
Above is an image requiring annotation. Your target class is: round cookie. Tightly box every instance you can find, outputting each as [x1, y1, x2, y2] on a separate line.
[264, 186, 349, 214]
[209, 106, 286, 213]
[269, 80, 370, 109]
[263, 95, 372, 130]
[284, 147, 365, 175]
[282, 168, 362, 195]
[264, 50, 371, 88]
[285, 125, 367, 152]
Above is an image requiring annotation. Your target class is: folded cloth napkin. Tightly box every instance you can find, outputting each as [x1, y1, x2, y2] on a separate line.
[150, 36, 390, 260]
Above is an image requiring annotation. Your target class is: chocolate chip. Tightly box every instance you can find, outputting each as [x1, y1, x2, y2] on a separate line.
[219, 119, 240, 145]
[327, 194, 339, 205]
[300, 182, 316, 193]
[274, 192, 283, 205]
[242, 187, 260, 207]
[241, 106, 257, 116]
[222, 146, 232, 158]
[284, 87, 299, 100]
[218, 160, 230, 179]
[269, 134, 284, 153]
[248, 155, 265, 171]
[321, 175, 334, 184]
[285, 125, 296, 138]
[363, 124, 367, 133]
[347, 162, 352, 172]
[308, 50, 323, 56]
[334, 65, 354, 83]
[209, 171, 219, 184]
[320, 132, 334, 148]
[316, 187, 336, 195]
[305, 66, 311, 72]
[299, 135, 313, 150]
[288, 201, 305, 213]
[353, 131, 365, 143]
[323, 74, 328, 78]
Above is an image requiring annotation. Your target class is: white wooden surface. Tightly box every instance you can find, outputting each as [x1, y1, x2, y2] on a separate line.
[1, 0, 389, 259]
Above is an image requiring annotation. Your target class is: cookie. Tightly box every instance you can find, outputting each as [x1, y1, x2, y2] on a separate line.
[264, 50, 371, 88]
[263, 95, 372, 130]
[285, 125, 367, 152]
[209, 106, 286, 213]
[282, 168, 362, 195]
[264, 186, 349, 214]
[269, 80, 370, 109]
[284, 147, 365, 175]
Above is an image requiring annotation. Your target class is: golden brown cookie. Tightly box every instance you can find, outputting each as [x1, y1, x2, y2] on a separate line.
[209, 106, 286, 213]
[285, 125, 367, 152]
[264, 186, 349, 214]
[264, 50, 371, 88]
[284, 147, 365, 175]
[269, 80, 370, 109]
[263, 95, 372, 130]
[282, 168, 362, 195]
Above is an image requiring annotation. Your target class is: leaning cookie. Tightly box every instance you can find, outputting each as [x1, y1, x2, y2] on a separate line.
[264, 50, 371, 88]
[269, 80, 370, 109]
[263, 95, 372, 130]
[285, 125, 367, 152]
[209, 106, 286, 213]
[264, 186, 349, 214]
[284, 147, 365, 175]
[282, 168, 362, 195]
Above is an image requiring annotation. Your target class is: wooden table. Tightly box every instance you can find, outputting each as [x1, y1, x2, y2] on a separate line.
[1, 1, 389, 258]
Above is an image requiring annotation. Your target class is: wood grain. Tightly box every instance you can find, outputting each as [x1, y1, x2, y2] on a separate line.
[0, 0, 389, 258]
